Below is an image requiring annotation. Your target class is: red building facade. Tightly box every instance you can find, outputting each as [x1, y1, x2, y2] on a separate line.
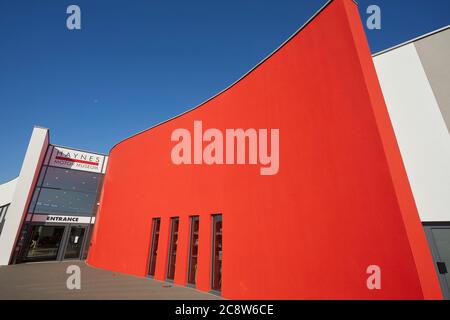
[87, 0, 443, 299]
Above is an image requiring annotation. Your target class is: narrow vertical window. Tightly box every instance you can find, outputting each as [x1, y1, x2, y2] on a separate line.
[147, 218, 161, 277]
[167, 217, 179, 281]
[188, 216, 200, 286]
[211, 214, 222, 292]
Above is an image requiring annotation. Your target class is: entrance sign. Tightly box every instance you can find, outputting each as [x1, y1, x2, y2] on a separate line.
[31, 214, 94, 224]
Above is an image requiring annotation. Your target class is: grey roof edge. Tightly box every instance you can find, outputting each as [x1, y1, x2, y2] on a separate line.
[33, 125, 49, 131]
[372, 25, 450, 57]
[0, 176, 19, 187]
[108, 0, 359, 153]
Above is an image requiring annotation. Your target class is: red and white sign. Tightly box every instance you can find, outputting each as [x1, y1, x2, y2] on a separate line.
[48, 146, 105, 173]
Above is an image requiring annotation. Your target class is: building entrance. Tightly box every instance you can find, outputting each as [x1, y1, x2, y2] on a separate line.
[21, 223, 91, 263]
[63, 226, 87, 259]
[24, 225, 65, 262]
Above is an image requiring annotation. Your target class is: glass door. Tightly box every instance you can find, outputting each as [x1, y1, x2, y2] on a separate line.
[425, 226, 450, 299]
[24, 225, 65, 262]
[63, 226, 87, 260]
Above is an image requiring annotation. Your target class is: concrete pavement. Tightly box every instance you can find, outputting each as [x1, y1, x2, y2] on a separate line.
[0, 260, 221, 300]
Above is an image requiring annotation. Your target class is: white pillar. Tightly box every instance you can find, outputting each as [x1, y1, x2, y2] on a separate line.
[0, 127, 49, 265]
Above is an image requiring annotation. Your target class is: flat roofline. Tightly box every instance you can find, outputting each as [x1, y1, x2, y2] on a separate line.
[109, 0, 359, 152]
[372, 25, 450, 57]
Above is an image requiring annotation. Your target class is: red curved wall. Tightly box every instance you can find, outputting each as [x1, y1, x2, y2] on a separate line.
[88, 0, 442, 299]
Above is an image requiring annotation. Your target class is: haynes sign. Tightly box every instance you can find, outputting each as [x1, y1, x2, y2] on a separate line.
[47, 146, 106, 173]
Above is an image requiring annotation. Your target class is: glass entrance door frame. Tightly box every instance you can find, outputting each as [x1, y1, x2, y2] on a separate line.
[423, 223, 450, 299]
[23, 224, 66, 262]
[21, 222, 92, 263]
[63, 225, 89, 260]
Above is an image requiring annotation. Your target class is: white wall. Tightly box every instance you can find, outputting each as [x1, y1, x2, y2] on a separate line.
[0, 127, 49, 265]
[374, 44, 450, 222]
[0, 177, 18, 206]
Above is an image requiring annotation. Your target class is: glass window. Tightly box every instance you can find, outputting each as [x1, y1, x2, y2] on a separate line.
[167, 217, 179, 281]
[28, 188, 40, 213]
[32, 187, 97, 216]
[36, 165, 49, 187]
[41, 166, 102, 193]
[11, 223, 30, 264]
[211, 214, 222, 292]
[81, 226, 94, 260]
[188, 216, 200, 285]
[0, 204, 10, 235]
[148, 218, 161, 277]
[28, 166, 103, 217]
[431, 228, 450, 297]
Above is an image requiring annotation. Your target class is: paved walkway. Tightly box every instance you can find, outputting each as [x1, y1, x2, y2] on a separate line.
[0, 260, 220, 300]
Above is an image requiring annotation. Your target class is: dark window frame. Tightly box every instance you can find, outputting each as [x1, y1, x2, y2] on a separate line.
[211, 214, 222, 294]
[166, 217, 180, 281]
[147, 218, 161, 277]
[187, 215, 200, 286]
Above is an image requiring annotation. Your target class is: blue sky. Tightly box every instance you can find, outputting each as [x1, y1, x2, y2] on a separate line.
[0, 0, 449, 182]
